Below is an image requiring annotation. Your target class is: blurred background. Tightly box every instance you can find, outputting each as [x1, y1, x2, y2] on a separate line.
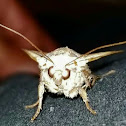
[0, 0, 126, 80]
[19, 0, 126, 51]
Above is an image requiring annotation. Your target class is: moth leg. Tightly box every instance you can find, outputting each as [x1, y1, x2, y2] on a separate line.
[89, 70, 115, 87]
[101, 70, 115, 78]
[79, 87, 96, 115]
[90, 74, 99, 87]
[83, 70, 91, 88]
[25, 100, 39, 109]
[91, 70, 116, 86]
[83, 70, 98, 88]
[30, 83, 44, 122]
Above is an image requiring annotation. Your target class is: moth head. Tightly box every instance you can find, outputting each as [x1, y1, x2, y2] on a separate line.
[24, 49, 71, 86]
[48, 66, 70, 86]
[48, 66, 70, 79]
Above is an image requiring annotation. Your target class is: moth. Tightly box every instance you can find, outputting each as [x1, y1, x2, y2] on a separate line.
[0, 24, 126, 122]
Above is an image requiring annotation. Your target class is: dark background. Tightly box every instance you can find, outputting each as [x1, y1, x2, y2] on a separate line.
[19, 0, 126, 53]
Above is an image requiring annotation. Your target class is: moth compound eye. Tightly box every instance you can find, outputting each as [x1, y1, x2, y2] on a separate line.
[62, 69, 70, 80]
[48, 66, 54, 78]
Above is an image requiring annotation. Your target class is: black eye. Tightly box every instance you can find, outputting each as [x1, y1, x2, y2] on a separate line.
[62, 69, 70, 80]
[48, 66, 54, 78]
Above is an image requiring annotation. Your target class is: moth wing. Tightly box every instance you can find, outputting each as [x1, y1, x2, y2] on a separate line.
[23, 49, 47, 62]
[83, 50, 123, 63]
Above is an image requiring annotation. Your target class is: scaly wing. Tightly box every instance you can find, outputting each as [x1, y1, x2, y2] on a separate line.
[23, 49, 47, 62]
[84, 50, 123, 63]
[66, 50, 123, 66]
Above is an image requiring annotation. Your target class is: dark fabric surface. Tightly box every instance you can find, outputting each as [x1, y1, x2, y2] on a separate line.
[0, 56, 126, 126]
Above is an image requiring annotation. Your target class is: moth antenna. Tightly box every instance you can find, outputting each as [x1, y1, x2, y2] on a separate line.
[0, 23, 54, 64]
[84, 41, 126, 55]
[66, 41, 126, 66]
